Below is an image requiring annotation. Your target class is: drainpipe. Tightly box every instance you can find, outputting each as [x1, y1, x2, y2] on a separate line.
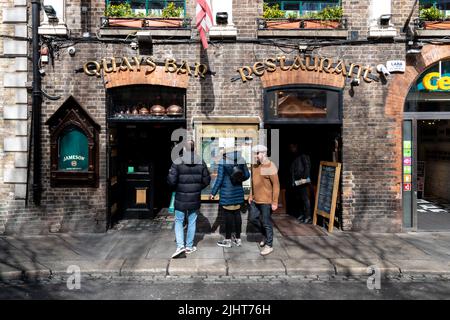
[31, 0, 42, 205]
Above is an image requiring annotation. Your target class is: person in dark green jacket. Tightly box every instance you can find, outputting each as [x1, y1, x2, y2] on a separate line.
[210, 149, 250, 248]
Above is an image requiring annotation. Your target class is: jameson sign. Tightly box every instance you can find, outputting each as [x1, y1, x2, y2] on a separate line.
[235, 55, 380, 83]
[58, 129, 88, 171]
[83, 56, 209, 79]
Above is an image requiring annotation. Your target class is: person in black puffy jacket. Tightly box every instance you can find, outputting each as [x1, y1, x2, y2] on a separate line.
[167, 140, 211, 258]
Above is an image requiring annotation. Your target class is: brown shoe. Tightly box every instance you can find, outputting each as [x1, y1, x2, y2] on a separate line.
[260, 245, 274, 256]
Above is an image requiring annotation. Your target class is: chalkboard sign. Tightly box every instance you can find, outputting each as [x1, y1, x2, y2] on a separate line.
[313, 161, 342, 232]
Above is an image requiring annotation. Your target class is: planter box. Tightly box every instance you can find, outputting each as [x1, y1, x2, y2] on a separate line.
[424, 20, 450, 30]
[145, 18, 183, 28]
[265, 19, 340, 30]
[108, 18, 143, 28]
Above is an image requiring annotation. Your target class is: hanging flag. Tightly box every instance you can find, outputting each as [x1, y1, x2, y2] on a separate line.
[196, 0, 213, 49]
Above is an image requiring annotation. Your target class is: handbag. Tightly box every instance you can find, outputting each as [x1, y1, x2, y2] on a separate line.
[168, 192, 176, 215]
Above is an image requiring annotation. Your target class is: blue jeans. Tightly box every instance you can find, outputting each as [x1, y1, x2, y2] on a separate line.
[248, 202, 273, 247]
[175, 210, 197, 249]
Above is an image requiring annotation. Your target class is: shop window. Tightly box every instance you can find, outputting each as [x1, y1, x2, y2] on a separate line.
[106, 0, 186, 17]
[46, 96, 100, 187]
[405, 60, 450, 112]
[264, 86, 342, 124]
[195, 123, 259, 200]
[264, 0, 341, 17]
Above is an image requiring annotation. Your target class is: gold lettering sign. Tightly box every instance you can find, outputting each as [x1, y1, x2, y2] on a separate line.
[236, 55, 379, 84]
[83, 56, 208, 79]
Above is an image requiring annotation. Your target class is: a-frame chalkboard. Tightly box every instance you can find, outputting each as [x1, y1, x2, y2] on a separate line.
[313, 161, 342, 232]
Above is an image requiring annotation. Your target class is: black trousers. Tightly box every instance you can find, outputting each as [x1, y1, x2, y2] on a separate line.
[286, 185, 311, 219]
[222, 207, 242, 239]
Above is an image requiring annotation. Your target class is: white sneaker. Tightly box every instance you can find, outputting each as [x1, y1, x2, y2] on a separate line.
[171, 247, 185, 258]
[217, 239, 232, 248]
[232, 238, 242, 247]
[259, 240, 266, 247]
[185, 246, 197, 254]
[260, 245, 274, 256]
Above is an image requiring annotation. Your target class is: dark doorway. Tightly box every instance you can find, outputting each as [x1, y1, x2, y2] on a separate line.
[266, 124, 342, 225]
[108, 122, 184, 225]
[416, 119, 450, 231]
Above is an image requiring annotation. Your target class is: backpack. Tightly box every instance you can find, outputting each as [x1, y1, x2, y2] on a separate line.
[227, 151, 245, 186]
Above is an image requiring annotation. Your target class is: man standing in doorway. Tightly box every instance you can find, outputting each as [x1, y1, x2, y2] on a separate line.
[286, 143, 312, 224]
[167, 140, 211, 258]
[248, 145, 280, 256]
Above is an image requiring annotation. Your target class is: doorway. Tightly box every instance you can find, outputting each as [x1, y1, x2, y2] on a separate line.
[107, 122, 184, 226]
[403, 118, 450, 231]
[267, 124, 342, 225]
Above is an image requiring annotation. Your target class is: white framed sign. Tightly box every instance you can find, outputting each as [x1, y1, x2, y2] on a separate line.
[386, 60, 406, 73]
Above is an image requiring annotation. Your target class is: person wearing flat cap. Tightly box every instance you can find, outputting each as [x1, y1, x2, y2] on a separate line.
[248, 145, 280, 256]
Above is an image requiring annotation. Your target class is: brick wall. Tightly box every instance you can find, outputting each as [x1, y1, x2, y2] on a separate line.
[0, 0, 429, 234]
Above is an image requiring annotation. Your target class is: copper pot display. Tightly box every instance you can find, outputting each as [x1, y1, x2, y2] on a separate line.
[150, 104, 166, 116]
[139, 106, 149, 115]
[166, 104, 183, 116]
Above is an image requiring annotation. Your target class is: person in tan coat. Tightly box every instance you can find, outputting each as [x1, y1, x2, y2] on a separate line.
[248, 145, 280, 256]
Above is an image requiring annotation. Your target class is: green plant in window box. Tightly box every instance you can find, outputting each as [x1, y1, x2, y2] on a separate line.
[300, 6, 343, 29]
[262, 3, 285, 19]
[420, 6, 450, 29]
[162, 2, 184, 18]
[105, 3, 144, 27]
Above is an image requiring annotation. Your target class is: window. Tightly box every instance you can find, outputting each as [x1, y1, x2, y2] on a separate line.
[405, 60, 450, 112]
[264, 1, 341, 17]
[46, 96, 100, 187]
[211, 0, 233, 25]
[195, 124, 259, 200]
[420, 0, 450, 18]
[106, 0, 186, 17]
[264, 86, 342, 124]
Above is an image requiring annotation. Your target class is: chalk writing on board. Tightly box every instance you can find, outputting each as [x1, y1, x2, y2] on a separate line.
[317, 165, 336, 214]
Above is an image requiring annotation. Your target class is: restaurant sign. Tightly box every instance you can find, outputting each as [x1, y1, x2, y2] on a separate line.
[235, 55, 380, 83]
[83, 56, 209, 79]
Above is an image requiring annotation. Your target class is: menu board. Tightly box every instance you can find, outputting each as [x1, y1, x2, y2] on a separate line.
[313, 161, 342, 233]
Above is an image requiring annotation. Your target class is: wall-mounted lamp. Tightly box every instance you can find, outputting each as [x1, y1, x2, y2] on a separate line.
[379, 14, 391, 26]
[43, 5, 59, 23]
[216, 12, 228, 25]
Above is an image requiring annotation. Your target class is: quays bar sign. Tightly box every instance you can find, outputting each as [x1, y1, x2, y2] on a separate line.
[235, 55, 380, 83]
[83, 56, 209, 79]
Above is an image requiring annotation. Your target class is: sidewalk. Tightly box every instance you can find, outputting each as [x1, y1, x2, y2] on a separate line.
[1, 223, 450, 281]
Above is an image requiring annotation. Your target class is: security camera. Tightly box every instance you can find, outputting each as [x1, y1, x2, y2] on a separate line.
[130, 41, 138, 50]
[376, 64, 390, 77]
[351, 78, 360, 86]
[68, 46, 76, 56]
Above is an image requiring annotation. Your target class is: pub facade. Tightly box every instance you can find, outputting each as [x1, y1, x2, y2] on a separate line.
[1, 0, 450, 234]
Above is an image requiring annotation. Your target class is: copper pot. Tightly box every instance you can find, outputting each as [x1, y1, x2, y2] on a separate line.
[166, 104, 183, 116]
[150, 104, 166, 116]
[132, 107, 139, 115]
[139, 107, 149, 115]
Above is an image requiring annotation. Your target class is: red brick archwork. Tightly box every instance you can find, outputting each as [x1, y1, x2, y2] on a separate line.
[385, 44, 450, 201]
[103, 66, 190, 89]
[260, 68, 345, 89]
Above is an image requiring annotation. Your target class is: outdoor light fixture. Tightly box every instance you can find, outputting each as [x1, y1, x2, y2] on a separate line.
[216, 12, 228, 25]
[379, 14, 391, 26]
[43, 5, 59, 23]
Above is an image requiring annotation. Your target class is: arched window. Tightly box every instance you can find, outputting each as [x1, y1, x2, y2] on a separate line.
[405, 60, 450, 112]
[46, 96, 100, 187]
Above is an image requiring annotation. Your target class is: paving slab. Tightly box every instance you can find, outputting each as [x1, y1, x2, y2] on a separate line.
[45, 259, 125, 276]
[0, 261, 51, 280]
[56, 233, 122, 260]
[105, 234, 156, 259]
[331, 258, 401, 276]
[121, 259, 169, 276]
[224, 240, 289, 260]
[390, 259, 450, 275]
[396, 237, 450, 259]
[227, 259, 286, 276]
[168, 258, 226, 276]
[284, 259, 335, 276]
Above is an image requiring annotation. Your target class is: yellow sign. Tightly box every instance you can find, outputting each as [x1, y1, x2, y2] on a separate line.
[422, 72, 450, 91]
